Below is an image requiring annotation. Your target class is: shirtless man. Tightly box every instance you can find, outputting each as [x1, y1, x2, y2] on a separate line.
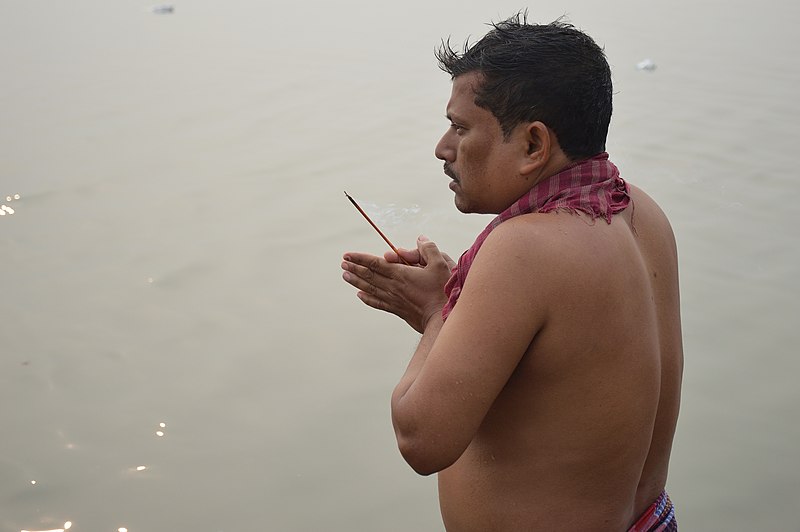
[341, 15, 682, 531]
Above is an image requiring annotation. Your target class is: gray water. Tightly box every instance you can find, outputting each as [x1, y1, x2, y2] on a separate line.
[1, 0, 799, 530]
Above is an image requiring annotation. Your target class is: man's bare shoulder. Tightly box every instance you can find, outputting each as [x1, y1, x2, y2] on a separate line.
[474, 210, 623, 281]
[627, 184, 679, 254]
[467, 213, 569, 300]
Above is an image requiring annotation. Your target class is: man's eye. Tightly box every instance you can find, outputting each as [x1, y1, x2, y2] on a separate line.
[450, 124, 465, 134]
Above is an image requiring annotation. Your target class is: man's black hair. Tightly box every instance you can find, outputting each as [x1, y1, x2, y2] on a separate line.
[435, 12, 613, 160]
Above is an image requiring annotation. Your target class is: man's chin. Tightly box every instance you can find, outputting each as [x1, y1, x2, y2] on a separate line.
[453, 195, 472, 214]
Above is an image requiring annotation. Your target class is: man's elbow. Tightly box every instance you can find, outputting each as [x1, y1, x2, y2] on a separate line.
[396, 434, 459, 476]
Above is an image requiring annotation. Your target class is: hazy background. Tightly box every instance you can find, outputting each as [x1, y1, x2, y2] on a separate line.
[1, 0, 798, 530]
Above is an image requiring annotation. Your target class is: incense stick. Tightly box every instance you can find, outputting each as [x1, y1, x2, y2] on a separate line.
[344, 191, 411, 265]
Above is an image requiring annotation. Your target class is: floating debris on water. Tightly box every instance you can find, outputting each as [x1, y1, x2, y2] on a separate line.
[636, 58, 657, 72]
[1, 193, 21, 217]
[151, 4, 175, 14]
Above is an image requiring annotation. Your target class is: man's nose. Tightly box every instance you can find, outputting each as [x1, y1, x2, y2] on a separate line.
[435, 133, 454, 162]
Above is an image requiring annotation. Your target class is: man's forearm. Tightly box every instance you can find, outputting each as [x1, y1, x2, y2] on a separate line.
[391, 313, 444, 420]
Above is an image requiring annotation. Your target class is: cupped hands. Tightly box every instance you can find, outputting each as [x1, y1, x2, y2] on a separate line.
[341, 236, 455, 333]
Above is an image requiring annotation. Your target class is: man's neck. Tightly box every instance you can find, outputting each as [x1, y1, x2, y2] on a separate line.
[528, 149, 573, 189]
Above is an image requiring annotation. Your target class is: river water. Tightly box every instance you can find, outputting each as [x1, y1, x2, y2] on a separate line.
[1, 0, 798, 530]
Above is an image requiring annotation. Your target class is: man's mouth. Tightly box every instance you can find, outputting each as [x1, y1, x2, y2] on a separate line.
[443, 163, 458, 182]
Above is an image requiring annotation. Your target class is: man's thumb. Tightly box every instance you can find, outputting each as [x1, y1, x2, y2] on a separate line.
[417, 235, 440, 261]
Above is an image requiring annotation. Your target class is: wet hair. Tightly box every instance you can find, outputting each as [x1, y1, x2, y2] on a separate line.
[435, 12, 613, 160]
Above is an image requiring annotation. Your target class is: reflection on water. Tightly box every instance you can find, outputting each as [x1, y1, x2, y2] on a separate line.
[21, 521, 71, 532]
[21, 525, 131, 532]
[13, 417, 170, 532]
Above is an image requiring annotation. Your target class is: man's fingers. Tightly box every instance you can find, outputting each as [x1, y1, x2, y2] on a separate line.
[342, 267, 380, 295]
[342, 257, 394, 286]
[342, 256, 406, 305]
[357, 290, 390, 313]
[343, 273, 401, 315]
[396, 247, 422, 265]
[417, 237, 447, 267]
[343, 252, 397, 277]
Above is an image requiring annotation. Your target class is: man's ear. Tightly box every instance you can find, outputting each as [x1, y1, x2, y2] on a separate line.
[520, 121, 552, 177]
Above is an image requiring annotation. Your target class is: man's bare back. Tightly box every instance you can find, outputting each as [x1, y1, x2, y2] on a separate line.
[436, 186, 682, 531]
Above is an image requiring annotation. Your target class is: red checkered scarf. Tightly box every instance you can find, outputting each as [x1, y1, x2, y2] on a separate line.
[441, 152, 630, 320]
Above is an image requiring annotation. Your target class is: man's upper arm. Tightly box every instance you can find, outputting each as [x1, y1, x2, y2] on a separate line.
[394, 218, 555, 472]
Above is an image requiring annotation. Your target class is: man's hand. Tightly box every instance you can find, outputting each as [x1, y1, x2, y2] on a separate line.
[342, 236, 455, 333]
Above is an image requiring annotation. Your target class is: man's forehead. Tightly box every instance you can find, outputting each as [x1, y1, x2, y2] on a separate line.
[451, 72, 483, 97]
[446, 72, 483, 114]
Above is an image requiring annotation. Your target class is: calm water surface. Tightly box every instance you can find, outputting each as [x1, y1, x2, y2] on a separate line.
[1, 0, 799, 530]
